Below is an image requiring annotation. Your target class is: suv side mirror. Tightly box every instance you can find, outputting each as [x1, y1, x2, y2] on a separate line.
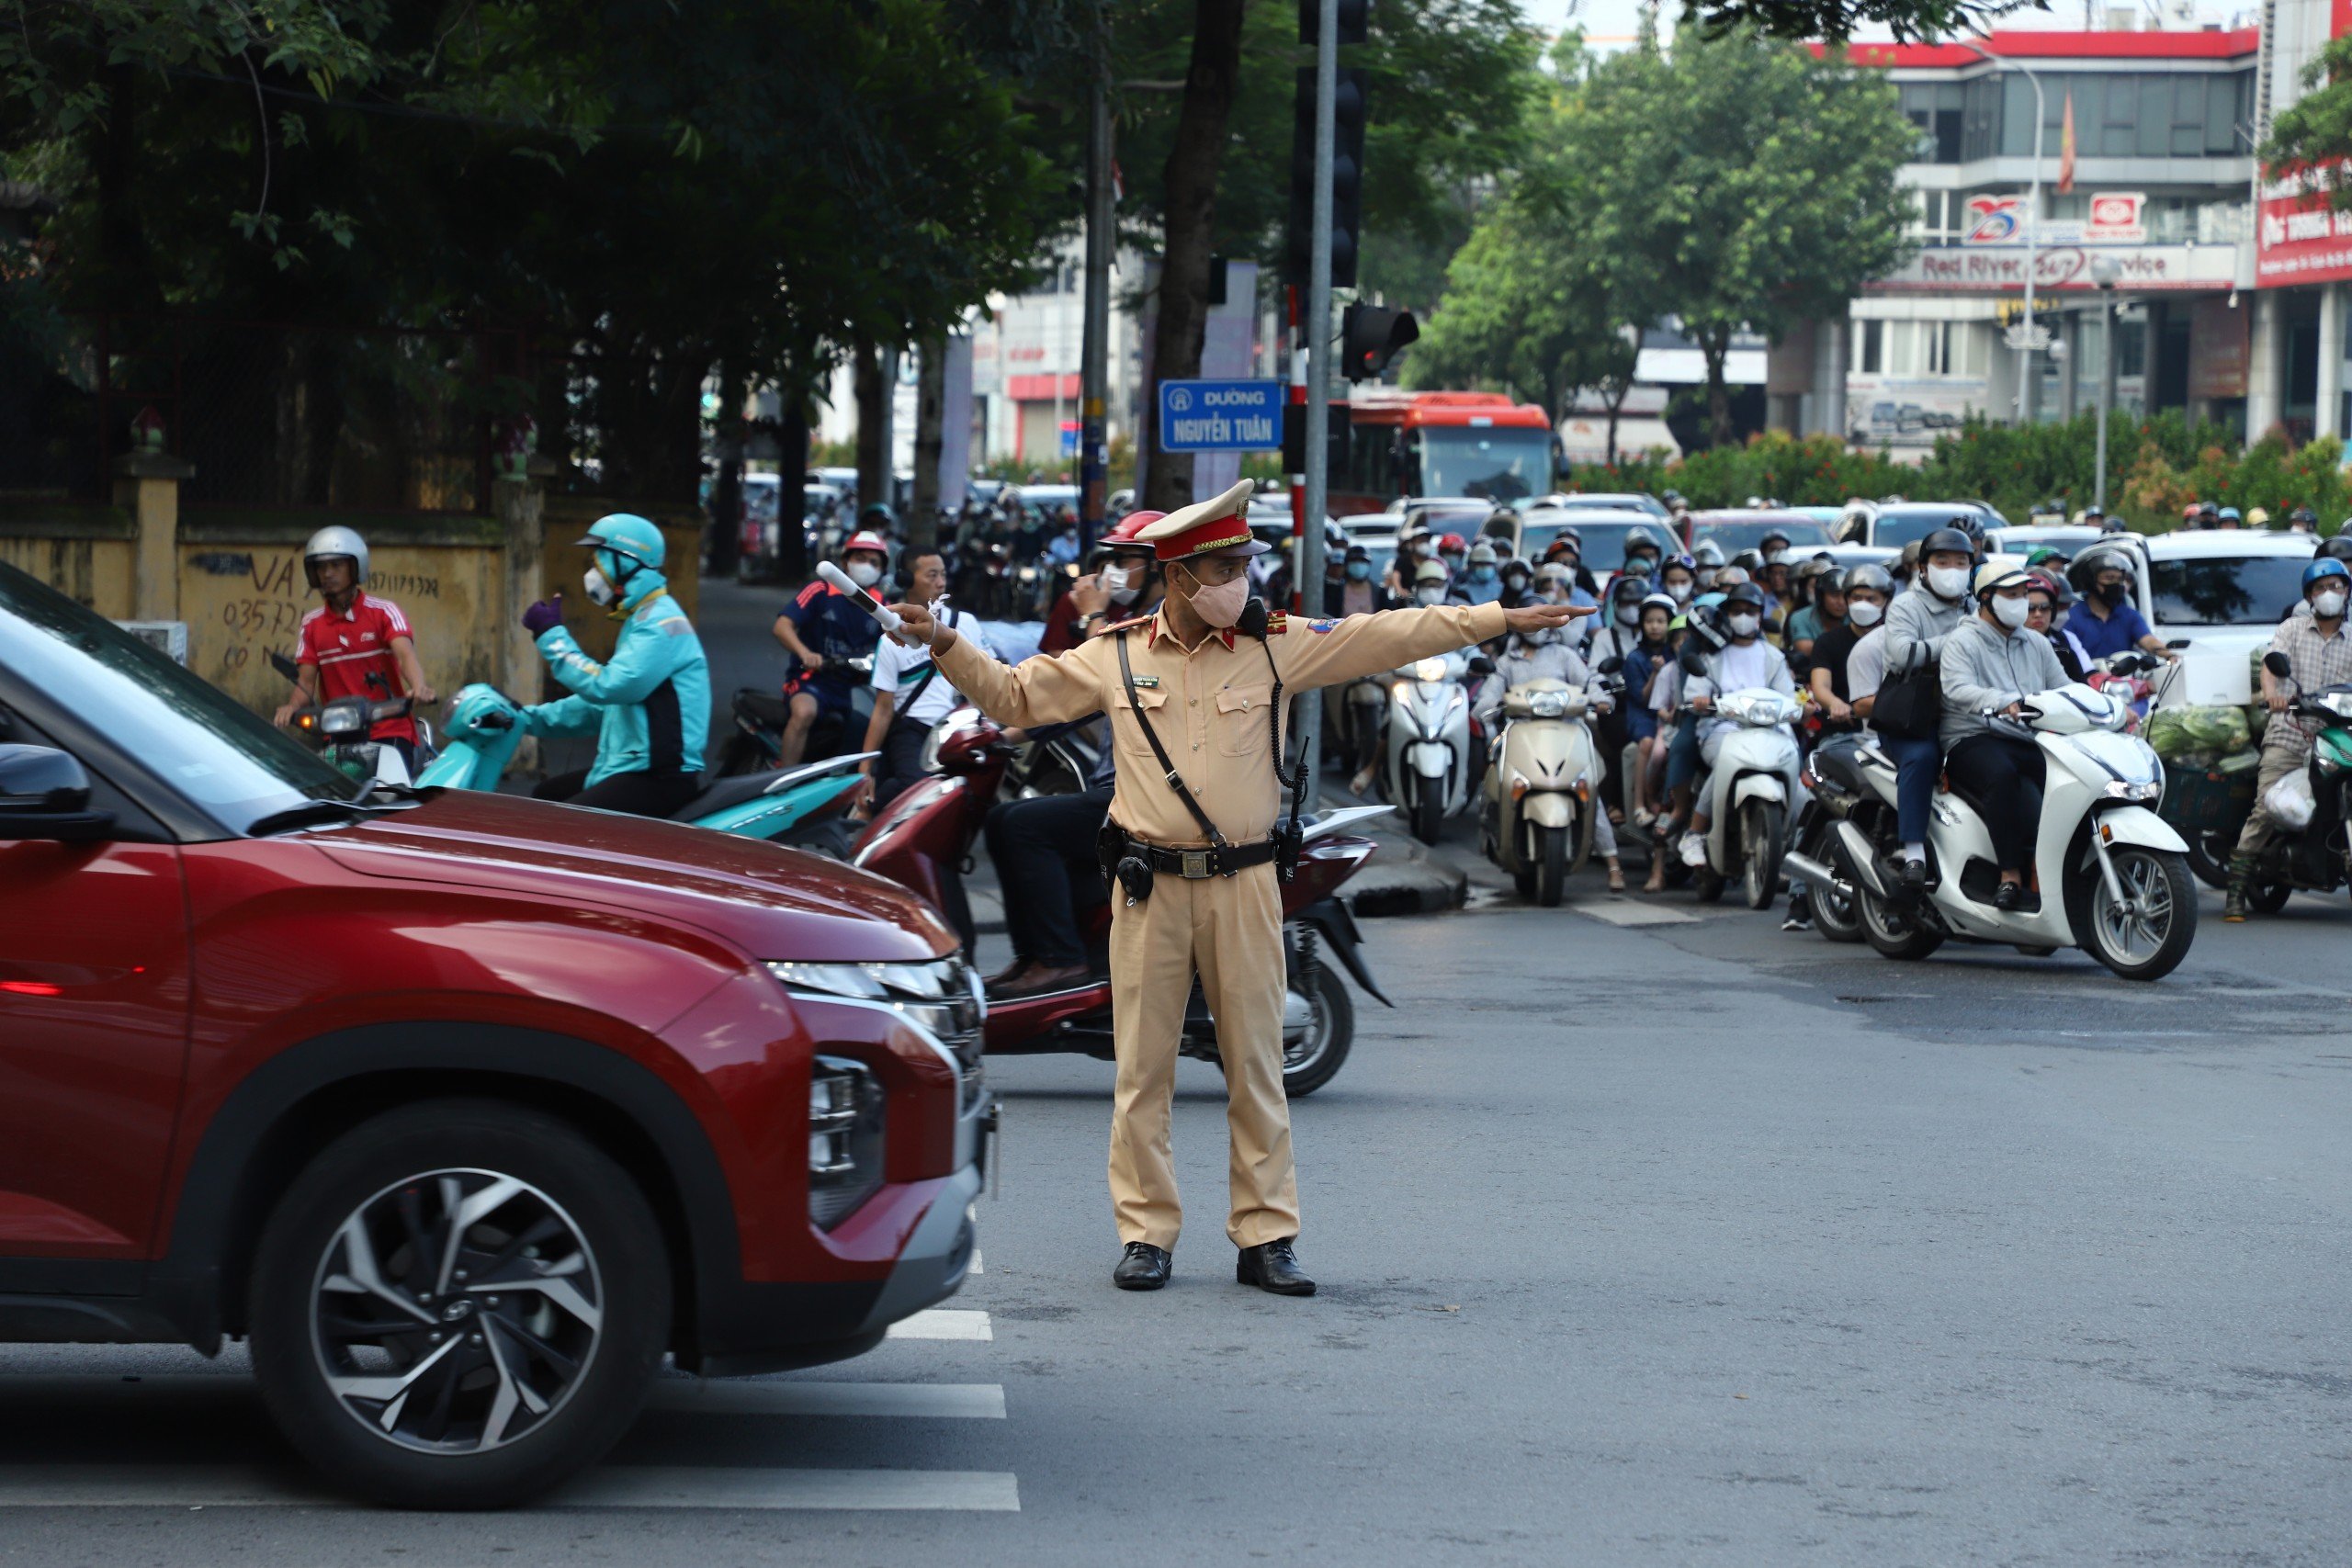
[0, 745, 115, 842]
[2265, 650, 2293, 677]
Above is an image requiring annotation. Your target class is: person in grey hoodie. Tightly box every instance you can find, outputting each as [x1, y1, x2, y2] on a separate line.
[1880, 525, 1977, 893]
[1939, 564, 2068, 909]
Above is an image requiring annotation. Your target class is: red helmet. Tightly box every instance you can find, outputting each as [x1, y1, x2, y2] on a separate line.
[1439, 532, 1468, 554]
[1103, 510, 1164, 545]
[842, 529, 890, 558]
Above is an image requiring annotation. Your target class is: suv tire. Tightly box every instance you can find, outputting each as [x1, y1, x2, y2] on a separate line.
[248, 1100, 670, 1508]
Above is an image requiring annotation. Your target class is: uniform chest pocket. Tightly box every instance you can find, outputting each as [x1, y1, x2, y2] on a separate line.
[1214, 682, 1274, 758]
[1111, 687, 1171, 757]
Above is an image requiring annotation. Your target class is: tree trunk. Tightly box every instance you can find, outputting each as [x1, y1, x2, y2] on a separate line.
[1703, 328, 1736, 452]
[1603, 377, 1631, 468]
[707, 350, 747, 580]
[777, 392, 812, 583]
[854, 337, 891, 518]
[1141, 0, 1248, 513]
[910, 333, 946, 555]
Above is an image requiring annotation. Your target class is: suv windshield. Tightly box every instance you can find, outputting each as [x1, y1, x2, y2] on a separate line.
[0, 562, 362, 831]
[2150, 556, 2313, 626]
[1519, 519, 1652, 573]
[1418, 429, 1551, 502]
[1872, 509, 1970, 549]
[1690, 519, 1837, 556]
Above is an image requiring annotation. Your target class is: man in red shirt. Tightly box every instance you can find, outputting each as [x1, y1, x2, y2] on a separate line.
[274, 525, 436, 768]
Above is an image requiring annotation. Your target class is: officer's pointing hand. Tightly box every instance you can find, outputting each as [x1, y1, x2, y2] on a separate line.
[1500, 601, 1596, 636]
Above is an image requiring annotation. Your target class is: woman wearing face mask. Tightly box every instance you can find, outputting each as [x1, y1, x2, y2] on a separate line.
[1625, 595, 1677, 842]
[1878, 526, 1977, 894]
[1459, 540, 1507, 606]
[1673, 583, 1797, 872]
[1498, 557, 1535, 609]
[2023, 571, 2088, 681]
[1939, 566, 2069, 910]
[1657, 558, 1698, 622]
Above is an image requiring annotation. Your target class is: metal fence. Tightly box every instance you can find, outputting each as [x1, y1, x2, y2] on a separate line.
[1, 315, 525, 513]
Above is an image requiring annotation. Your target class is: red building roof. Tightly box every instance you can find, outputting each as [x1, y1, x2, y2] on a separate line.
[1815, 28, 2260, 68]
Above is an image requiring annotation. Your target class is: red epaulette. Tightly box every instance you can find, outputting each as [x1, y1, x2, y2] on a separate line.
[1262, 610, 1289, 635]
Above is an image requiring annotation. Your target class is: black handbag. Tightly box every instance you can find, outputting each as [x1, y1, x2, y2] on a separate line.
[1871, 654, 1941, 740]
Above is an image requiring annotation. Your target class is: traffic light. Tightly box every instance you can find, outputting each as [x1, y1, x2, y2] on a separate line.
[1284, 66, 1368, 289]
[1298, 0, 1369, 44]
[1339, 302, 1418, 381]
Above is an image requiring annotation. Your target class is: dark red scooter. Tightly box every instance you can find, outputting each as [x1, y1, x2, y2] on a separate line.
[850, 708, 1393, 1096]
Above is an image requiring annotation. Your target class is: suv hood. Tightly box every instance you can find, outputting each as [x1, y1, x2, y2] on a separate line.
[315, 789, 955, 964]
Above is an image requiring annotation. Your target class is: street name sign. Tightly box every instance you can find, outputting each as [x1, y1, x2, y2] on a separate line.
[1159, 378, 1283, 453]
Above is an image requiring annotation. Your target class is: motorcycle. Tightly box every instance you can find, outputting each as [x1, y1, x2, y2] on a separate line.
[267, 650, 426, 786]
[1679, 657, 1804, 909]
[1479, 677, 1605, 906]
[713, 655, 876, 776]
[2227, 650, 2352, 911]
[1382, 650, 1481, 845]
[1784, 682, 2198, 981]
[420, 682, 872, 852]
[1789, 730, 1866, 942]
[852, 707, 1390, 1097]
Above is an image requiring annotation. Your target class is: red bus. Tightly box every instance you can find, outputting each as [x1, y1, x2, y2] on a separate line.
[1329, 389, 1556, 517]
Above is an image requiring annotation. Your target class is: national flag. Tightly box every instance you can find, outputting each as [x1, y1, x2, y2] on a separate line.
[2057, 91, 2076, 195]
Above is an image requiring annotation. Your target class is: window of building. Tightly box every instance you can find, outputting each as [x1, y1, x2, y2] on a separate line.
[1984, 68, 2251, 162]
[1852, 320, 1885, 376]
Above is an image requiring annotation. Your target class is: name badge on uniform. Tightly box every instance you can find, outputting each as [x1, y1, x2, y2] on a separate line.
[1130, 674, 1160, 688]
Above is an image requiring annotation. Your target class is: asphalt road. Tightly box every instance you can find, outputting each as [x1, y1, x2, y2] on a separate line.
[4, 797, 2349, 1563]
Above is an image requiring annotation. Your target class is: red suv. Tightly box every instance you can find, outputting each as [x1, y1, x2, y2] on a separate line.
[0, 563, 988, 1507]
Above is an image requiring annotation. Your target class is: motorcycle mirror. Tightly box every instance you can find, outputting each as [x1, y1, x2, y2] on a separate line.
[1679, 649, 1711, 678]
[1467, 656, 1495, 676]
[2265, 650, 2293, 677]
[1595, 656, 1624, 675]
[2166, 638, 2190, 649]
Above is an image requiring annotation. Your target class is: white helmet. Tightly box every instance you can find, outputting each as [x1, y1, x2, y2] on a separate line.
[303, 525, 369, 589]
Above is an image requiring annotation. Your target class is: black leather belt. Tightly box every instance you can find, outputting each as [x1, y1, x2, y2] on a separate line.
[1133, 838, 1276, 879]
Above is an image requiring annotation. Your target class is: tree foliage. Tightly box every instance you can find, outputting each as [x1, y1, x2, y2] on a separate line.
[2262, 32, 2352, 213]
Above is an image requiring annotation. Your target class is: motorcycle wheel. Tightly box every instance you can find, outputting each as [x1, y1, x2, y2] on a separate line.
[1411, 781, 1443, 846]
[2246, 878, 2293, 915]
[1740, 800, 1783, 911]
[2066, 845, 2196, 982]
[2185, 830, 2236, 890]
[1858, 883, 1943, 961]
[1282, 964, 1354, 1098]
[1809, 826, 1864, 944]
[1536, 823, 1568, 908]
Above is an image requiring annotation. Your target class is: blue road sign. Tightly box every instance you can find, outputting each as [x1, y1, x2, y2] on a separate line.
[1159, 378, 1283, 454]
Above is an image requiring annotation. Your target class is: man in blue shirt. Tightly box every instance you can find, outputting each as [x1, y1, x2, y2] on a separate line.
[2065, 546, 2175, 664]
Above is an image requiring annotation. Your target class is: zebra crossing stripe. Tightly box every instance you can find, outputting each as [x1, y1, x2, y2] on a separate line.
[0, 1465, 1021, 1511]
[885, 1309, 992, 1341]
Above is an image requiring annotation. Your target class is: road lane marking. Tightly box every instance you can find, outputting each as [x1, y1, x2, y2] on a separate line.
[1569, 900, 1699, 926]
[0, 1466, 1021, 1511]
[970, 1247, 983, 1274]
[648, 1381, 1004, 1419]
[886, 1309, 991, 1341]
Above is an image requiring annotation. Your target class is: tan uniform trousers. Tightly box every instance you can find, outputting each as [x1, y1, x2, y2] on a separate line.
[1106, 860, 1295, 1252]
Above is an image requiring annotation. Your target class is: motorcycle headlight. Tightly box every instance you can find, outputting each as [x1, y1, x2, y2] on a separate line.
[319, 702, 368, 737]
[1529, 690, 1567, 718]
[1391, 681, 1414, 703]
[2100, 780, 2161, 803]
[1415, 657, 1448, 683]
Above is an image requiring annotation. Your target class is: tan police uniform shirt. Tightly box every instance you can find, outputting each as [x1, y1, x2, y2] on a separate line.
[935, 601, 1507, 846]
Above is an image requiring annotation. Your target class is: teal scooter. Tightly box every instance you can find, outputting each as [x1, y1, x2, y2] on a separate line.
[421, 683, 872, 854]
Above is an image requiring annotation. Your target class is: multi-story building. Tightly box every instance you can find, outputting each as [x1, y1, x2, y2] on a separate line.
[1774, 21, 2265, 446]
[2246, 0, 2352, 442]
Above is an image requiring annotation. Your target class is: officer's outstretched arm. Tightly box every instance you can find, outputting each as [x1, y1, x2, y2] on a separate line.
[537, 616, 684, 706]
[935, 630, 1102, 728]
[1275, 602, 1509, 692]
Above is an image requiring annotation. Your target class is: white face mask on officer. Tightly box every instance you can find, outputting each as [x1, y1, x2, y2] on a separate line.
[583, 565, 617, 607]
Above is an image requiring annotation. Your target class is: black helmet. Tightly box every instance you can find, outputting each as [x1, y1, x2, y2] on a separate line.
[1919, 526, 1975, 561]
[2067, 543, 2138, 594]
[1841, 563, 1894, 597]
[1610, 574, 1649, 606]
[2291, 505, 2319, 528]
[2317, 534, 2352, 564]
[1729, 547, 1765, 572]
[1723, 581, 1768, 611]
[1949, 513, 1987, 550]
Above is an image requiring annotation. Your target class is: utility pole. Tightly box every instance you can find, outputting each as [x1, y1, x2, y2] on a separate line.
[1079, 0, 1114, 549]
[1295, 0, 1339, 787]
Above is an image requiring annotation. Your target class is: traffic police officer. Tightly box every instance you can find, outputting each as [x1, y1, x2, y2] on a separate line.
[888, 480, 1588, 1296]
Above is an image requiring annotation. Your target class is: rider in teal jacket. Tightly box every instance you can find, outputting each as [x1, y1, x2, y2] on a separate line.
[522, 513, 712, 818]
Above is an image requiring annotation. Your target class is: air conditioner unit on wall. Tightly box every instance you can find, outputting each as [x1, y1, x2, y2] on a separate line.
[114, 621, 188, 665]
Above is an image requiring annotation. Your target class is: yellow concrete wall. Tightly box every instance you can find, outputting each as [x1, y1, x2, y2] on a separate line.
[0, 536, 137, 619]
[179, 537, 508, 715]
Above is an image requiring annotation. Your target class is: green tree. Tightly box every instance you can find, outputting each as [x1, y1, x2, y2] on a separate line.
[2264, 31, 2352, 213]
[1554, 26, 1915, 450]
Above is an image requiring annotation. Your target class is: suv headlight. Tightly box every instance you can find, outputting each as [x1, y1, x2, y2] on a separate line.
[768, 957, 987, 1112]
[807, 1055, 884, 1228]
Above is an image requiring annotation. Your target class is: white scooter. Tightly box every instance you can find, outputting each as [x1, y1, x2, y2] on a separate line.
[1786, 683, 2197, 981]
[1383, 650, 1479, 844]
[1683, 680, 1804, 909]
[1480, 677, 1605, 906]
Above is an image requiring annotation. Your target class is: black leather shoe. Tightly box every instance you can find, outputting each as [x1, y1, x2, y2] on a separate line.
[1896, 856, 1928, 896]
[1236, 1238, 1317, 1296]
[1993, 880, 2024, 911]
[1113, 1241, 1170, 1291]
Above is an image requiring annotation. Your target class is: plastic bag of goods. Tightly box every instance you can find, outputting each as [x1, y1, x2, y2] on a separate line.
[2144, 704, 2250, 761]
[2264, 769, 2317, 832]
